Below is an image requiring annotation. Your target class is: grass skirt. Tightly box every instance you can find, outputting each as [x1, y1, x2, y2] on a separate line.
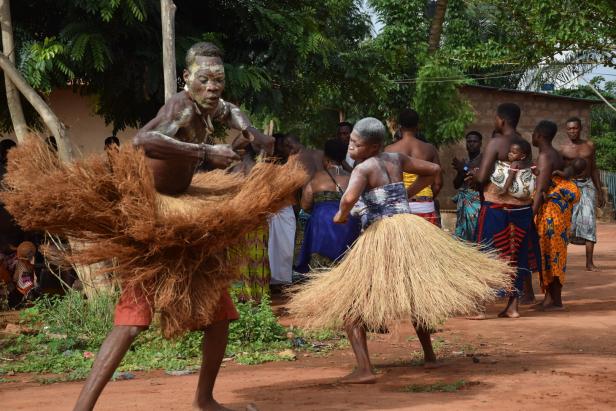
[1, 138, 307, 338]
[288, 214, 513, 331]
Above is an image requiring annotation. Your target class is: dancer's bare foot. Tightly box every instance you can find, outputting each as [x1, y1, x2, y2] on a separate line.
[466, 312, 486, 320]
[586, 264, 600, 272]
[497, 297, 520, 318]
[193, 400, 232, 411]
[339, 369, 377, 384]
[497, 309, 520, 318]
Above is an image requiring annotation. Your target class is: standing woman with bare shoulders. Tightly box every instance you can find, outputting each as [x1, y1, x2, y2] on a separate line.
[295, 139, 361, 273]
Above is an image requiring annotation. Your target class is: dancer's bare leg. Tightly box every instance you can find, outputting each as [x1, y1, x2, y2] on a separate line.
[498, 296, 520, 318]
[585, 241, 600, 271]
[193, 320, 232, 411]
[73, 325, 145, 411]
[413, 323, 438, 368]
[341, 323, 376, 384]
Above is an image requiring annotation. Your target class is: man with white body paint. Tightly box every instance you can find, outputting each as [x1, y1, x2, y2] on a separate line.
[73, 42, 271, 411]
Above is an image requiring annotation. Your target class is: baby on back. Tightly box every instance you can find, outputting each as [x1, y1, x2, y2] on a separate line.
[490, 138, 536, 200]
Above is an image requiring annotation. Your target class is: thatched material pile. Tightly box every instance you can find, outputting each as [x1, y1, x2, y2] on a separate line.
[288, 213, 513, 331]
[1, 138, 307, 338]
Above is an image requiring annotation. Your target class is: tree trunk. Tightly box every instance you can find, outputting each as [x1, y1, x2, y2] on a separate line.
[428, 0, 448, 54]
[0, 53, 73, 161]
[0, 0, 27, 141]
[161, 0, 177, 102]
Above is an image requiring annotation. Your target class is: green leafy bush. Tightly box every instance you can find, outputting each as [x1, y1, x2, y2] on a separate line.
[594, 132, 616, 172]
[1, 290, 335, 380]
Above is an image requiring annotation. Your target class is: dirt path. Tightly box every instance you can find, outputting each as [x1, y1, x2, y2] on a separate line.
[2, 223, 616, 411]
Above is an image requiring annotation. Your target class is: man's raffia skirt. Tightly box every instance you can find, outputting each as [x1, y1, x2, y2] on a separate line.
[287, 214, 513, 331]
[0, 138, 307, 338]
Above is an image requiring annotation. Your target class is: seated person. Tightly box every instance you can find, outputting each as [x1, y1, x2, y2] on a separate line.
[490, 138, 536, 200]
[13, 241, 37, 296]
[2, 241, 38, 308]
[295, 139, 361, 273]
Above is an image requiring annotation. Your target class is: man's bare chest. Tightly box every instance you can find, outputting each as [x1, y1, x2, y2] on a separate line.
[562, 144, 592, 160]
[176, 116, 211, 144]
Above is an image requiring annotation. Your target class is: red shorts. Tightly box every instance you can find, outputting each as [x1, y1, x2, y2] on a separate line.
[413, 211, 441, 227]
[114, 286, 239, 327]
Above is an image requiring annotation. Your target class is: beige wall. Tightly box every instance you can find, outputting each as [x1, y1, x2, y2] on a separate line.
[438, 87, 593, 209]
[0, 88, 138, 156]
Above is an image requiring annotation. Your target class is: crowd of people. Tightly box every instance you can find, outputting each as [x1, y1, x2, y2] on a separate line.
[0, 41, 607, 411]
[259, 104, 604, 316]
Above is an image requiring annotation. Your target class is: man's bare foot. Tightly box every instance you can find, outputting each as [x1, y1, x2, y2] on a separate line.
[339, 369, 377, 384]
[586, 264, 601, 272]
[497, 309, 520, 318]
[193, 399, 233, 411]
[466, 313, 487, 320]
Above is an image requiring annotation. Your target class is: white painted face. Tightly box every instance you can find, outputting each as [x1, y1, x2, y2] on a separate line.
[183, 56, 225, 110]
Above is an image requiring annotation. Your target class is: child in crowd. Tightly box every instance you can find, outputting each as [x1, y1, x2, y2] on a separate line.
[13, 241, 37, 300]
[491, 138, 536, 200]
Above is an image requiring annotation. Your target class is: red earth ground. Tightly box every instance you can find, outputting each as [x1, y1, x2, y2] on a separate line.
[1, 223, 616, 411]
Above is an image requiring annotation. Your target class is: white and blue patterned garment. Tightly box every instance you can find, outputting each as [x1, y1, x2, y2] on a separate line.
[351, 182, 411, 230]
[571, 177, 597, 243]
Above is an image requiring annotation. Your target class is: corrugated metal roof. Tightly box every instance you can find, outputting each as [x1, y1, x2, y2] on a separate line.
[462, 84, 603, 104]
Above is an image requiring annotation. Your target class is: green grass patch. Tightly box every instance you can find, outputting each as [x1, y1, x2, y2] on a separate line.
[402, 380, 476, 393]
[0, 290, 345, 383]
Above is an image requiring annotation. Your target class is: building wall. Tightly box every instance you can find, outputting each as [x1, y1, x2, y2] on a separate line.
[438, 87, 593, 209]
[0, 88, 138, 155]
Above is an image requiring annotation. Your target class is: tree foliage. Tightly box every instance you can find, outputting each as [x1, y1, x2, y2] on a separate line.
[3, 0, 615, 148]
[413, 60, 474, 146]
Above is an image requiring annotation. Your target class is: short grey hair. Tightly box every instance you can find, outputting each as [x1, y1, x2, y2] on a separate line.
[185, 42, 223, 67]
[353, 117, 386, 145]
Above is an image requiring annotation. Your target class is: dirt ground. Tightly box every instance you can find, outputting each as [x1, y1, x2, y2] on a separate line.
[2, 223, 616, 411]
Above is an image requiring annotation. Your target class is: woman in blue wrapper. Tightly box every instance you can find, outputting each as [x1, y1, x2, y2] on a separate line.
[295, 139, 361, 273]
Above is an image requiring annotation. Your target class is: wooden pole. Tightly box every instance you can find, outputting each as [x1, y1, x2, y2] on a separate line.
[0, 0, 28, 141]
[161, 0, 177, 102]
